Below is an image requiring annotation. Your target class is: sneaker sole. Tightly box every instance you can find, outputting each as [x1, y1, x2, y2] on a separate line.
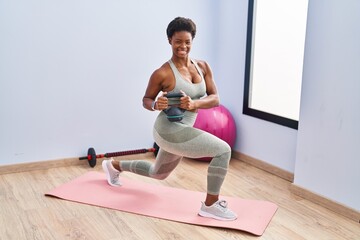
[102, 160, 122, 187]
[198, 210, 237, 221]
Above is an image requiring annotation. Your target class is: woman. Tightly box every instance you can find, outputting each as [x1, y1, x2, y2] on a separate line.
[102, 17, 237, 221]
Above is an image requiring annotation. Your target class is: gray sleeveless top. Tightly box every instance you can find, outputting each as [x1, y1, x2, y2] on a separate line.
[168, 59, 206, 101]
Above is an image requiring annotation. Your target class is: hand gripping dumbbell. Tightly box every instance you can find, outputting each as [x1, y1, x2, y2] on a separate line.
[163, 92, 185, 122]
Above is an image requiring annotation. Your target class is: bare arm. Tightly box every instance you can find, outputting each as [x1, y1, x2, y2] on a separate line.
[142, 67, 172, 111]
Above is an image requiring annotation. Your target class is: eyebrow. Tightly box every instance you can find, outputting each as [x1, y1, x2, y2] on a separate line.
[173, 38, 192, 42]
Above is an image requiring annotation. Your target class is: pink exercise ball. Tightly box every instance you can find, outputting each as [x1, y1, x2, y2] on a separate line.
[193, 104, 236, 161]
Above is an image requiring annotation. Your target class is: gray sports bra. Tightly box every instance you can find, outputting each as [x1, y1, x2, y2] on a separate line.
[168, 59, 206, 100]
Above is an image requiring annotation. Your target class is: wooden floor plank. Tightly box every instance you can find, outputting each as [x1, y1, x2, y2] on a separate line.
[1, 157, 359, 240]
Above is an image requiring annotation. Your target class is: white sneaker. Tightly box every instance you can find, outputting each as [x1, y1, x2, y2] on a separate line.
[102, 158, 122, 187]
[198, 200, 237, 221]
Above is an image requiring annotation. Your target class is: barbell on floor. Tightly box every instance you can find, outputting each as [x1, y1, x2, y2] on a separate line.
[79, 147, 156, 167]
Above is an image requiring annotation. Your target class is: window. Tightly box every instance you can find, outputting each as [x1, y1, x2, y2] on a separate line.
[243, 0, 309, 129]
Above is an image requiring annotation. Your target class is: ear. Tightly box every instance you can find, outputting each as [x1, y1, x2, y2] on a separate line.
[168, 38, 172, 44]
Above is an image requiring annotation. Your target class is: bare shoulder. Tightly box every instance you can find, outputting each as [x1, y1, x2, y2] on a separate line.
[151, 62, 172, 79]
[148, 61, 174, 92]
[193, 59, 212, 76]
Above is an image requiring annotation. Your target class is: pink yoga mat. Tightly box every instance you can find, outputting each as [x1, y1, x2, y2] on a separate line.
[45, 171, 277, 236]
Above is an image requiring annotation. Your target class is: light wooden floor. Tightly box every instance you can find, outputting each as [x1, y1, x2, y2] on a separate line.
[1, 155, 359, 240]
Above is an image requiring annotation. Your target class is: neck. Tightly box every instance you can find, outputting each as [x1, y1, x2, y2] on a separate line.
[171, 56, 191, 67]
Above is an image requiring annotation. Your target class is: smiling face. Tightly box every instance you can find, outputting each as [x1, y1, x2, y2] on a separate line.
[169, 31, 193, 59]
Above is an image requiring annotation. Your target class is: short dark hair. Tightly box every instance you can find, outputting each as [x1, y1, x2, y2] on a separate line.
[166, 17, 196, 39]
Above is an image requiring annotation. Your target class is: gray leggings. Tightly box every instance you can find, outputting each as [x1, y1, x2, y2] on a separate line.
[120, 111, 231, 195]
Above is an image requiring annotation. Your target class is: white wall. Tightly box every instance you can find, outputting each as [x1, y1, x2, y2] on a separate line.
[294, 0, 360, 210]
[0, 0, 214, 164]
